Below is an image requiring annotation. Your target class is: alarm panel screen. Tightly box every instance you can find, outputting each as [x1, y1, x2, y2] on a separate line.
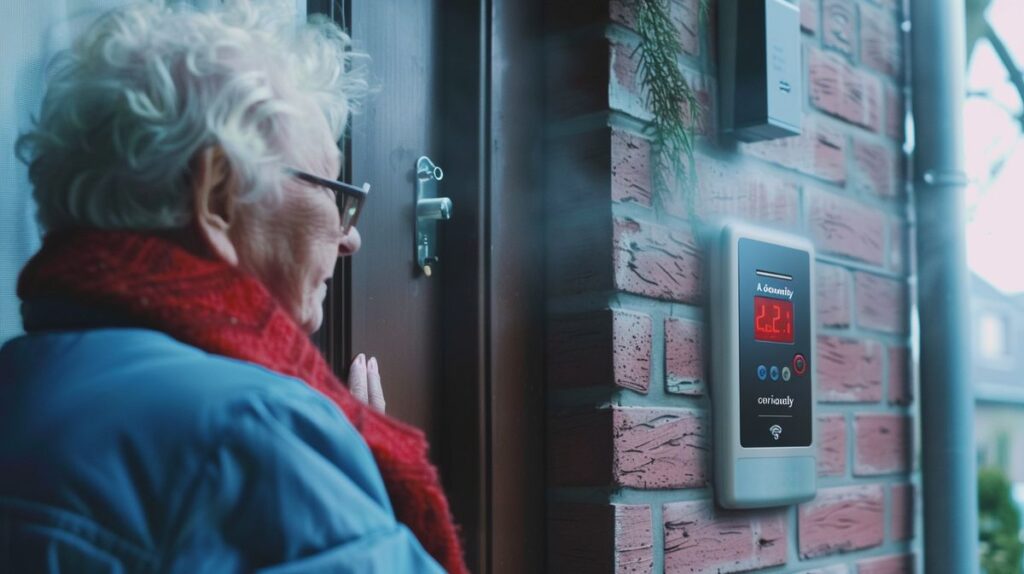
[738, 239, 812, 448]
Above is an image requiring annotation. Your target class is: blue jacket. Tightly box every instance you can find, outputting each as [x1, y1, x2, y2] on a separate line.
[0, 326, 445, 573]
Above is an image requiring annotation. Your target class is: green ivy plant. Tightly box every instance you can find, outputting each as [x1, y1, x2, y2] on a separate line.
[631, 0, 709, 219]
[979, 467, 1024, 574]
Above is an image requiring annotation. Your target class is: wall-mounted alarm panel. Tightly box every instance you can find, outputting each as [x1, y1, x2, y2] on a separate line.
[709, 223, 816, 508]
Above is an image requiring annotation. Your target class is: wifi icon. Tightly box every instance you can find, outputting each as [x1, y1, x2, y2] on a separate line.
[769, 424, 783, 441]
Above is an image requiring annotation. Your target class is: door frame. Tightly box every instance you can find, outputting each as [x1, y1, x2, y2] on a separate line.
[477, 0, 546, 571]
[440, 0, 546, 571]
[308, 1, 546, 571]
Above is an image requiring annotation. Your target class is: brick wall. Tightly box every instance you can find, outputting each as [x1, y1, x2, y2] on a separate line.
[544, 0, 919, 572]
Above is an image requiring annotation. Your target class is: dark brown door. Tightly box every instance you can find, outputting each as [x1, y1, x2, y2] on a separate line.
[348, 0, 499, 568]
[311, 0, 488, 569]
[310, 1, 545, 572]
[348, 0, 443, 449]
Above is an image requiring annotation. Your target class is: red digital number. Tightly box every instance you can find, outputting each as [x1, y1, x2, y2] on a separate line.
[754, 296, 794, 343]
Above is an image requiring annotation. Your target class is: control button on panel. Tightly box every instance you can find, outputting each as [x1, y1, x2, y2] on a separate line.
[769, 366, 780, 381]
[781, 366, 791, 381]
[793, 353, 807, 375]
[757, 365, 768, 381]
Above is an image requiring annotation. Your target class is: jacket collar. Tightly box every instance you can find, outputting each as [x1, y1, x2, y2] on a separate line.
[21, 298, 139, 333]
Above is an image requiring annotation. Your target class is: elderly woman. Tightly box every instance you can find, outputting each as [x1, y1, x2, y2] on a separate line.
[0, 2, 466, 572]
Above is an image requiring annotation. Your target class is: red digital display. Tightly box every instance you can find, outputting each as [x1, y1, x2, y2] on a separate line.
[754, 296, 794, 343]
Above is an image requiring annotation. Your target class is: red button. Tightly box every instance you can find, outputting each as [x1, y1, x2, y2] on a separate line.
[793, 354, 807, 375]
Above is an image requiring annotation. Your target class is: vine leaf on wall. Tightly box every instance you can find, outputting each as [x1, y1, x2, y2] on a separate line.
[631, 0, 708, 220]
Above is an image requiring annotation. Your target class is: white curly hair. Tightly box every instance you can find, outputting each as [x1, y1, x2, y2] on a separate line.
[17, 0, 366, 232]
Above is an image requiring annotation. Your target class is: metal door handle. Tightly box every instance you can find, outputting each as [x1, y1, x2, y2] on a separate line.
[417, 197, 452, 220]
[415, 156, 452, 277]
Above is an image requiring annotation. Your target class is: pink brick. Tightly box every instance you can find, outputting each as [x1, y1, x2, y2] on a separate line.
[857, 554, 915, 574]
[549, 503, 653, 574]
[810, 122, 848, 184]
[888, 219, 906, 273]
[884, 83, 905, 142]
[888, 345, 912, 405]
[613, 310, 653, 393]
[611, 0, 699, 57]
[855, 272, 907, 334]
[742, 117, 847, 184]
[613, 408, 708, 489]
[615, 505, 654, 574]
[822, 0, 857, 59]
[817, 335, 883, 402]
[665, 317, 705, 396]
[612, 40, 640, 98]
[612, 130, 653, 206]
[890, 483, 914, 542]
[853, 70, 884, 133]
[818, 413, 847, 476]
[854, 413, 910, 475]
[549, 407, 709, 488]
[808, 190, 886, 266]
[682, 69, 715, 135]
[860, 3, 902, 78]
[851, 137, 897, 199]
[664, 500, 786, 573]
[657, 160, 694, 217]
[807, 49, 844, 116]
[610, 0, 638, 29]
[682, 158, 800, 225]
[817, 263, 852, 328]
[611, 41, 713, 125]
[808, 47, 883, 132]
[798, 484, 885, 558]
[673, 0, 700, 57]
[611, 40, 647, 120]
[613, 218, 702, 303]
[801, 0, 819, 34]
[548, 309, 651, 393]
[549, 127, 691, 216]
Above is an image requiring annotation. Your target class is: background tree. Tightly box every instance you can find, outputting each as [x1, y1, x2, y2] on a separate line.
[979, 467, 1024, 574]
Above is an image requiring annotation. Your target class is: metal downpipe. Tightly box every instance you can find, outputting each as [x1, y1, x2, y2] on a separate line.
[910, 0, 979, 572]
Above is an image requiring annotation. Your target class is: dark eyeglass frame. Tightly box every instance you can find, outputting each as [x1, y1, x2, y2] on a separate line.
[286, 167, 370, 232]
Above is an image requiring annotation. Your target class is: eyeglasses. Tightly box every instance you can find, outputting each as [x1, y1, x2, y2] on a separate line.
[286, 167, 370, 233]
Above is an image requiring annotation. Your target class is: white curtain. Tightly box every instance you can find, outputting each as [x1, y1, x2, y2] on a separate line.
[0, 0, 306, 344]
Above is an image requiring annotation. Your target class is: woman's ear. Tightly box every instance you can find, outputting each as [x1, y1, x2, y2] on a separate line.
[191, 147, 240, 266]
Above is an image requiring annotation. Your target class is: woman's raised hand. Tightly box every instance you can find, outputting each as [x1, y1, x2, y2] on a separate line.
[348, 353, 386, 413]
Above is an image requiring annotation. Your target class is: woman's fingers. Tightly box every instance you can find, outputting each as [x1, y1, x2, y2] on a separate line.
[349, 353, 369, 404]
[367, 357, 385, 413]
[349, 353, 385, 413]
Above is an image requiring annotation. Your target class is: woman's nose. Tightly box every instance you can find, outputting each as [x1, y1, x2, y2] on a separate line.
[338, 226, 361, 257]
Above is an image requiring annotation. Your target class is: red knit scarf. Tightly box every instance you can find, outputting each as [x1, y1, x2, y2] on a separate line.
[17, 229, 468, 574]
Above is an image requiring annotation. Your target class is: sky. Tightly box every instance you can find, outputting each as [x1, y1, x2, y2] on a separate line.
[964, 0, 1024, 293]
